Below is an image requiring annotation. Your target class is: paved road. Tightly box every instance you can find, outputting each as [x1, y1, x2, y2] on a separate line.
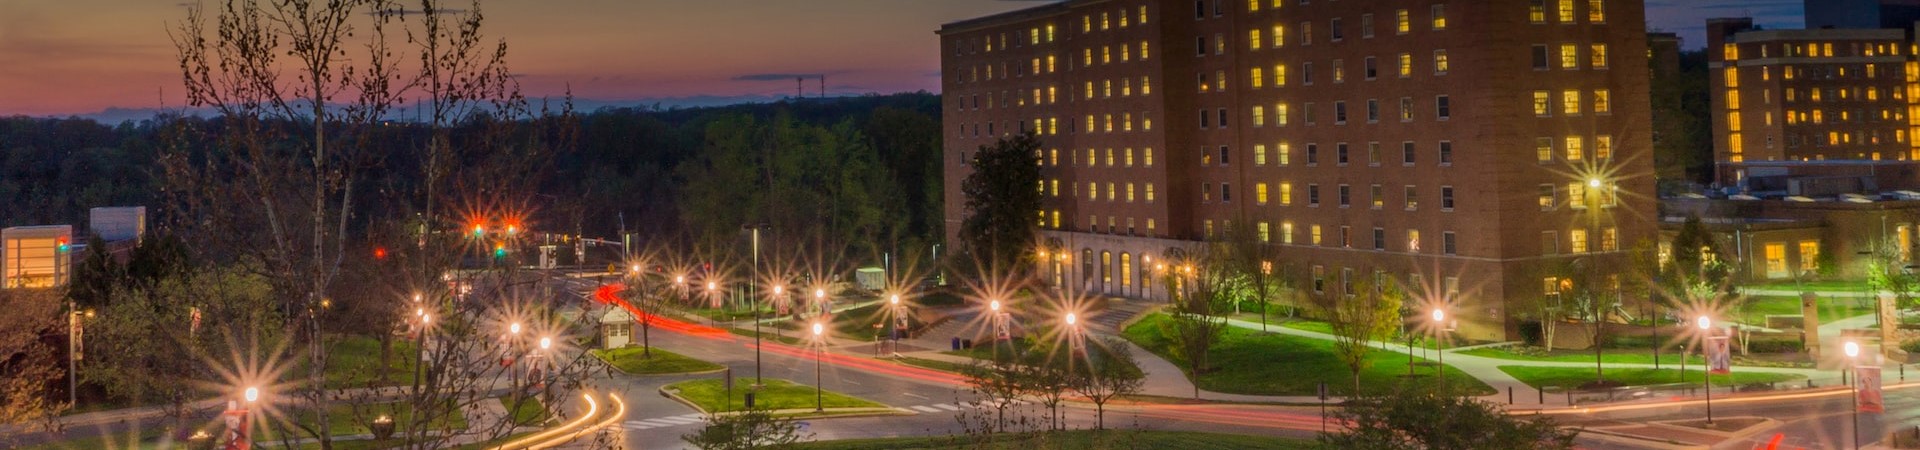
[587, 326, 1326, 449]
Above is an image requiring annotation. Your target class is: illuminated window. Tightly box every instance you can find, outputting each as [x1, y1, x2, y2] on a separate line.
[1282, 223, 1295, 244]
[1254, 144, 1268, 165]
[1799, 240, 1820, 272]
[1276, 103, 1289, 126]
[1588, 0, 1605, 22]
[1530, 0, 1547, 23]
[1127, 183, 1136, 202]
[1398, 53, 1412, 77]
[1272, 25, 1286, 47]
[1539, 184, 1556, 210]
[1274, 64, 1288, 86]
[1311, 225, 1323, 245]
[1724, 67, 1739, 87]
[1250, 29, 1263, 50]
[1593, 89, 1611, 113]
[1256, 183, 1270, 204]
[1253, 106, 1266, 126]
[1728, 112, 1742, 131]
[1570, 229, 1589, 253]
[1560, 44, 1579, 69]
[1279, 183, 1293, 205]
[1565, 136, 1584, 160]
[1278, 143, 1292, 165]
[1557, 0, 1575, 22]
[1145, 183, 1156, 202]
[1141, 41, 1151, 59]
[1141, 76, 1152, 94]
[1434, 50, 1449, 74]
[1144, 148, 1155, 166]
[1602, 228, 1618, 251]
[1396, 9, 1410, 34]
[1563, 90, 1581, 114]
[1534, 91, 1551, 116]
[1764, 243, 1786, 278]
[1251, 67, 1265, 88]
[1257, 222, 1271, 242]
[1726, 90, 1740, 109]
[1596, 135, 1613, 160]
[1536, 137, 1554, 163]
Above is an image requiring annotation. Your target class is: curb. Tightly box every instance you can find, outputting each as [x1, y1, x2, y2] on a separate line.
[1576, 427, 1710, 450]
[1646, 416, 1780, 442]
[655, 386, 908, 420]
[590, 350, 729, 377]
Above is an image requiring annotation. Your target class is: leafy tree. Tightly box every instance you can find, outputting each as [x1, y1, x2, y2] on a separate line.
[67, 233, 119, 309]
[959, 132, 1043, 274]
[682, 407, 812, 449]
[0, 289, 67, 433]
[1321, 274, 1402, 395]
[1323, 392, 1578, 450]
[1222, 218, 1288, 329]
[1158, 251, 1234, 399]
[1069, 336, 1145, 429]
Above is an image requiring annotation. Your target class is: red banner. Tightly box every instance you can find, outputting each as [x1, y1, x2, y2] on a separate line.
[1858, 365, 1884, 413]
[1706, 336, 1730, 375]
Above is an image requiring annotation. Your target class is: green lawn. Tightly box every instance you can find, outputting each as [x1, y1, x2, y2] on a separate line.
[1736, 295, 1875, 325]
[1745, 280, 1873, 292]
[1123, 314, 1495, 396]
[1459, 346, 1702, 365]
[591, 346, 724, 375]
[322, 335, 418, 388]
[790, 430, 1317, 450]
[1497, 366, 1805, 390]
[665, 378, 886, 412]
[498, 395, 550, 426]
[276, 400, 467, 439]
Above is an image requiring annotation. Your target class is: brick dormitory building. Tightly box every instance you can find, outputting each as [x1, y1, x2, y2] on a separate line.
[938, 0, 1657, 340]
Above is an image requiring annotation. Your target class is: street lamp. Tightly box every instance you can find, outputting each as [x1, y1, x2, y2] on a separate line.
[810, 321, 825, 412]
[1696, 315, 1714, 425]
[888, 294, 903, 355]
[814, 288, 827, 315]
[1844, 340, 1862, 450]
[1431, 308, 1447, 394]
[414, 313, 432, 399]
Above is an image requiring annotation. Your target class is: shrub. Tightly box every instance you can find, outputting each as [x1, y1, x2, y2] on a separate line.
[1745, 339, 1803, 354]
[1902, 339, 1920, 355]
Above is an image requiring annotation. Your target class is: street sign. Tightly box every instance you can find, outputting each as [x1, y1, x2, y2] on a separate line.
[1858, 365, 1884, 413]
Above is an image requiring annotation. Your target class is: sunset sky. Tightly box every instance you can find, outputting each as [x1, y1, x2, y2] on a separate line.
[0, 0, 1801, 118]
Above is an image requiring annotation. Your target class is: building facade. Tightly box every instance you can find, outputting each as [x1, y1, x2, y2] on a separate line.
[1705, 18, 1920, 188]
[940, 0, 1657, 341]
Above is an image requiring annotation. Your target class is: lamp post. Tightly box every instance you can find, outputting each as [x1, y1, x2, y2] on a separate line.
[1844, 340, 1861, 450]
[225, 386, 260, 449]
[814, 288, 828, 316]
[1696, 315, 1713, 425]
[537, 336, 554, 416]
[810, 322, 825, 413]
[1431, 308, 1447, 395]
[889, 294, 903, 355]
[508, 322, 522, 393]
[414, 313, 431, 400]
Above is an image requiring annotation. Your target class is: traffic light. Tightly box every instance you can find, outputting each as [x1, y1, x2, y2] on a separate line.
[494, 243, 508, 259]
[56, 238, 69, 253]
[472, 224, 486, 238]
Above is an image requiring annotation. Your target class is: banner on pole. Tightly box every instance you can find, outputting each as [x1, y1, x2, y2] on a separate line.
[1706, 335, 1731, 375]
[1858, 365, 1884, 413]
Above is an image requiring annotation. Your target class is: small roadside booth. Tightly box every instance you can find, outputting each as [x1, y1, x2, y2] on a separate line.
[599, 307, 635, 349]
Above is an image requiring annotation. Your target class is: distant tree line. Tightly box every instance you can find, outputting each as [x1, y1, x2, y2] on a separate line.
[0, 92, 945, 256]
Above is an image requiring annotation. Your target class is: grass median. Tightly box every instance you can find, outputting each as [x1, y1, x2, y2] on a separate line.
[1124, 314, 1495, 397]
[591, 346, 723, 375]
[1459, 346, 1702, 365]
[1497, 366, 1805, 390]
[664, 378, 885, 413]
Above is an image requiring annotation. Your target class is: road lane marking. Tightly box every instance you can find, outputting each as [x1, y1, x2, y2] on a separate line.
[911, 406, 942, 413]
[903, 392, 929, 400]
[934, 403, 961, 411]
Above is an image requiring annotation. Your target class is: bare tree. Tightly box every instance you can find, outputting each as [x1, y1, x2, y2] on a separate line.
[1069, 336, 1145, 430]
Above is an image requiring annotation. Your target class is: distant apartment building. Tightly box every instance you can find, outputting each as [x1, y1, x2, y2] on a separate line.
[1705, 17, 1920, 193]
[939, 0, 1657, 340]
